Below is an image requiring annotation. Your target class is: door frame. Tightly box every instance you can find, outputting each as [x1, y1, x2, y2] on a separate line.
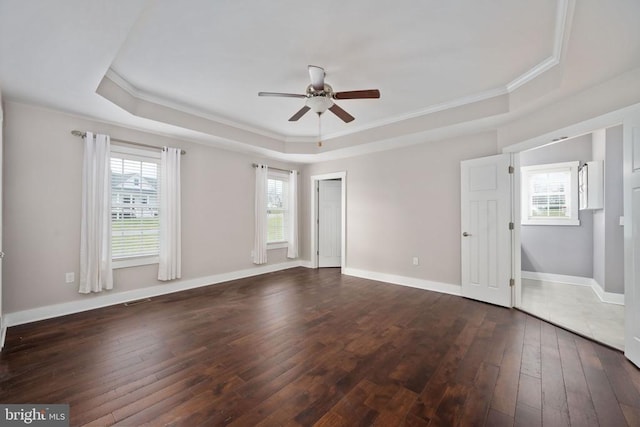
[310, 172, 346, 269]
[503, 102, 640, 315]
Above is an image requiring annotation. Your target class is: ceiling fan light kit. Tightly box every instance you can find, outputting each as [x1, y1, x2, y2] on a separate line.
[306, 94, 334, 114]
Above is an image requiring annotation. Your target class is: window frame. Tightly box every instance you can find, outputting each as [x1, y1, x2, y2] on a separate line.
[520, 161, 580, 226]
[266, 169, 290, 248]
[110, 145, 161, 269]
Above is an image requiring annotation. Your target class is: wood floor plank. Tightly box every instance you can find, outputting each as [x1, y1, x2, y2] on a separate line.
[621, 403, 640, 427]
[593, 344, 640, 411]
[521, 316, 542, 379]
[458, 362, 500, 426]
[557, 333, 599, 426]
[575, 338, 628, 426]
[540, 322, 571, 427]
[1, 267, 639, 426]
[514, 402, 542, 427]
[490, 319, 525, 417]
[517, 373, 542, 411]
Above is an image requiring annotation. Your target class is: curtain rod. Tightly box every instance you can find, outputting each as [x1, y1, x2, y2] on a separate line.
[252, 163, 299, 174]
[71, 130, 186, 155]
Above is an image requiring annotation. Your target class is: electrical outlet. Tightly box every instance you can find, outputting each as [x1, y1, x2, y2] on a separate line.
[412, 257, 419, 266]
[65, 272, 75, 284]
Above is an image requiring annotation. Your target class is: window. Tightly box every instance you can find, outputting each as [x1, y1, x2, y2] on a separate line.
[267, 170, 289, 244]
[110, 146, 161, 266]
[521, 161, 580, 226]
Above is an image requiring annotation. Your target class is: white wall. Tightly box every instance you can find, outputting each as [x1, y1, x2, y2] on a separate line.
[592, 130, 606, 286]
[604, 125, 624, 294]
[301, 131, 498, 287]
[588, 126, 624, 295]
[4, 67, 639, 319]
[2, 102, 300, 314]
[497, 67, 640, 150]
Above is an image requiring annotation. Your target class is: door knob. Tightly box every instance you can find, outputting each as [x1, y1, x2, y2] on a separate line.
[462, 232, 471, 237]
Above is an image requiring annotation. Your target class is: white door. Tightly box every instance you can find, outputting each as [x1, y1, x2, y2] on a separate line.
[461, 154, 513, 307]
[624, 114, 640, 367]
[318, 179, 342, 267]
[0, 90, 4, 349]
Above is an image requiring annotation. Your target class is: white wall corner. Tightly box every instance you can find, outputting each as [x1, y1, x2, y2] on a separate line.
[299, 260, 315, 269]
[4, 261, 304, 328]
[343, 268, 461, 297]
[589, 279, 625, 306]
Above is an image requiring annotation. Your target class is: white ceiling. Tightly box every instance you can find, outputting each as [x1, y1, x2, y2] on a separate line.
[1, 0, 639, 162]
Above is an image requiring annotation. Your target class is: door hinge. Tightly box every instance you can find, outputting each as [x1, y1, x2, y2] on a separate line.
[317, 250, 319, 255]
[509, 222, 514, 230]
[508, 165, 515, 174]
[509, 278, 515, 287]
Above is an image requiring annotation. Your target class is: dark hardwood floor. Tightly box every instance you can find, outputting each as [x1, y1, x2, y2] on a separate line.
[2, 267, 640, 426]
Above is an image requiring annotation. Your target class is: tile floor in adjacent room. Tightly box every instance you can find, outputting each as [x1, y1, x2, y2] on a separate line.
[520, 278, 625, 351]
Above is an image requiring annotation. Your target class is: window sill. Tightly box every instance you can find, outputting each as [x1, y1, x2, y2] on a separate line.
[113, 256, 159, 269]
[267, 242, 288, 250]
[522, 219, 580, 226]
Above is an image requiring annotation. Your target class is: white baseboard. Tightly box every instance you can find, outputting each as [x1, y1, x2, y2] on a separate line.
[343, 268, 461, 296]
[299, 260, 314, 269]
[522, 271, 624, 306]
[589, 280, 625, 305]
[4, 260, 305, 328]
[521, 271, 593, 287]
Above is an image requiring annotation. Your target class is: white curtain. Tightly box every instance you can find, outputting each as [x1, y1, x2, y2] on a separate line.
[79, 132, 113, 293]
[253, 164, 268, 264]
[158, 147, 182, 281]
[287, 170, 298, 258]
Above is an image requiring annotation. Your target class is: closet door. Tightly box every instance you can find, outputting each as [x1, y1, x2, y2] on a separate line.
[0, 90, 5, 349]
[624, 112, 640, 367]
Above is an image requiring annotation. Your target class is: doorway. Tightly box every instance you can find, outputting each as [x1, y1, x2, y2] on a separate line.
[318, 179, 342, 267]
[310, 172, 346, 269]
[516, 128, 625, 350]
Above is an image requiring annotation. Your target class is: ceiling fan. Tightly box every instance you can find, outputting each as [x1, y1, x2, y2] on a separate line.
[258, 65, 380, 123]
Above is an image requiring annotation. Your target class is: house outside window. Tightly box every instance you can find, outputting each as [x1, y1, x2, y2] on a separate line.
[110, 146, 161, 266]
[267, 170, 289, 245]
[521, 161, 580, 226]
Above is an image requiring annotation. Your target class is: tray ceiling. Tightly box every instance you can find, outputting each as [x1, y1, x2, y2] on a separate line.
[1, 0, 639, 160]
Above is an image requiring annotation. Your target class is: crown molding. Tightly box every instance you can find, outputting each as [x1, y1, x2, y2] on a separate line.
[104, 68, 286, 141]
[317, 87, 510, 142]
[507, 0, 573, 92]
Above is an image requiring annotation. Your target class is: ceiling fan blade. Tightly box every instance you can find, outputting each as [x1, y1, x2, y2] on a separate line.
[333, 89, 381, 100]
[308, 65, 325, 91]
[258, 92, 306, 98]
[288, 106, 311, 121]
[329, 104, 355, 123]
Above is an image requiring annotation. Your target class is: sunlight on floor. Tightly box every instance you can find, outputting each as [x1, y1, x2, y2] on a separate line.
[520, 278, 625, 351]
